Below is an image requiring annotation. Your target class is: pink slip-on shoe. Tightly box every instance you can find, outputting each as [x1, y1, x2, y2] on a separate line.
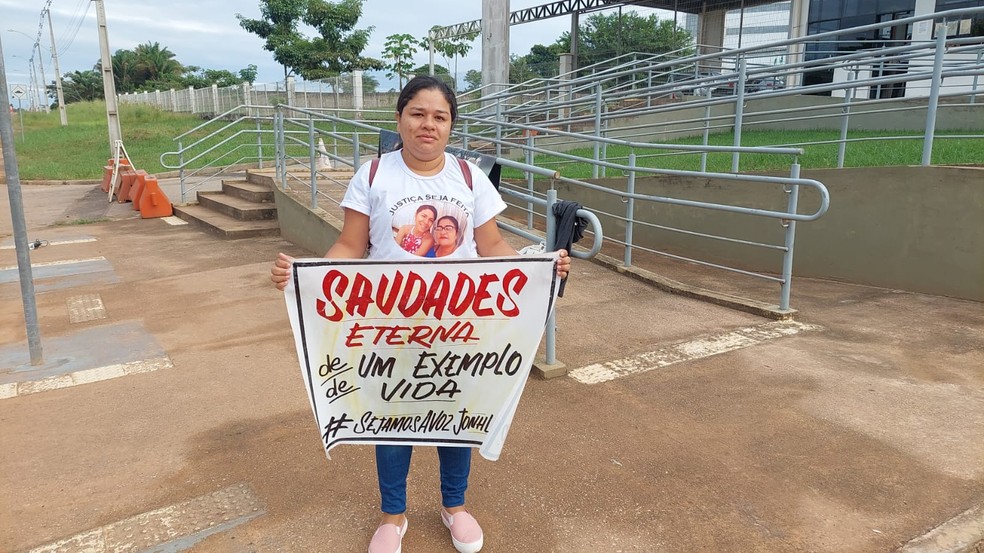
[368, 517, 408, 553]
[440, 508, 484, 553]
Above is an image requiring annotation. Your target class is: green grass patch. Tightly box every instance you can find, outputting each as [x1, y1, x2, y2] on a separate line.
[8, 102, 982, 181]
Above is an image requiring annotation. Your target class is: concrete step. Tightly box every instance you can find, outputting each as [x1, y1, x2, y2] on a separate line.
[173, 204, 281, 239]
[196, 191, 277, 221]
[221, 179, 274, 203]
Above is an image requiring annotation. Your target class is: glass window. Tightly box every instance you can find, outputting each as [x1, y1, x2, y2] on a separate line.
[819, 0, 844, 20]
[844, 1, 879, 17]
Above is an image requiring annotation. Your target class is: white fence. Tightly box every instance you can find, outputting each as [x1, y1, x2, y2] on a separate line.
[118, 77, 400, 116]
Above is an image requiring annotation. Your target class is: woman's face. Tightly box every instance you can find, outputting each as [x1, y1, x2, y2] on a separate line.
[396, 88, 453, 163]
[434, 218, 458, 248]
[414, 209, 436, 233]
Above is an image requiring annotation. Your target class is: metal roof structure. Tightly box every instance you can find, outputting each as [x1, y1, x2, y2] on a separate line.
[431, 0, 788, 40]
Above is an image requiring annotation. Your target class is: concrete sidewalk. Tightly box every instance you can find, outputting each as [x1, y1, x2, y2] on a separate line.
[1, 181, 982, 553]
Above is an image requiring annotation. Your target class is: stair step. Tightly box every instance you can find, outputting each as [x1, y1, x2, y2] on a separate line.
[173, 204, 281, 239]
[222, 180, 274, 203]
[197, 191, 277, 220]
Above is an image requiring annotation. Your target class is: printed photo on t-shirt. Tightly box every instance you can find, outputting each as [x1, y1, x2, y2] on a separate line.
[391, 201, 469, 258]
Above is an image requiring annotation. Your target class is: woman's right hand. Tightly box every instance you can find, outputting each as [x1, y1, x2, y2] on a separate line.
[271, 252, 294, 291]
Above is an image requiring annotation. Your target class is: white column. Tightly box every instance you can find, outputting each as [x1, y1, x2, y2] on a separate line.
[353, 70, 364, 117]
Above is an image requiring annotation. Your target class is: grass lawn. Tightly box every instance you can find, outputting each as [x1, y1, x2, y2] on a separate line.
[6, 101, 982, 181]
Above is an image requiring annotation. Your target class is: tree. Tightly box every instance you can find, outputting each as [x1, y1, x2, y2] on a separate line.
[425, 26, 478, 92]
[237, 0, 383, 81]
[60, 69, 103, 103]
[239, 64, 259, 84]
[111, 49, 140, 93]
[463, 69, 482, 92]
[411, 64, 453, 89]
[553, 12, 693, 69]
[382, 33, 420, 89]
[509, 54, 539, 85]
[133, 42, 183, 85]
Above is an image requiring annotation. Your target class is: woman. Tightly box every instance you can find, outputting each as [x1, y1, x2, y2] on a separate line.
[272, 75, 570, 553]
[428, 215, 461, 258]
[394, 204, 437, 256]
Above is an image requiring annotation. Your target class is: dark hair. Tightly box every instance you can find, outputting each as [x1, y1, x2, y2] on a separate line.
[396, 75, 457, 123]
[437, 215, 459, 232]
[416, 204, 438, 219]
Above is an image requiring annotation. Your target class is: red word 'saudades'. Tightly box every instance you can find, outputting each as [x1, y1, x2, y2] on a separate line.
[316, 269, 529, 322]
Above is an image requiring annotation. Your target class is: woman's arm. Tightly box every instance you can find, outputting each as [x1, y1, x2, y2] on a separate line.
[474, 218, 518, 257]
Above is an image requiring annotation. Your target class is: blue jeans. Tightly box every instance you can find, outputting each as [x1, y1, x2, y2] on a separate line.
[375, 445, 471, 515]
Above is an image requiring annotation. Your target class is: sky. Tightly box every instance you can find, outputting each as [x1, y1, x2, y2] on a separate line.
[1, 0, 671, 102]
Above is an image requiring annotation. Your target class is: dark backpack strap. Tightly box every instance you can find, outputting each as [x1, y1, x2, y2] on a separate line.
[457, 158, 472, 190]
[371, 156, 471, 189]
[368, 158, 380, 187]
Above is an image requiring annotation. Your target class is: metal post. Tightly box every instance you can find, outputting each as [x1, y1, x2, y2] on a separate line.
[779, 162, 801, 311]
[701, 105, 711, 172]
[495, 101, 503, 157]
[971, 49, 982, 105]
[256, 118, 263, 169]
[462, 120, 470, 151]
[178, 140, 185, 202]
[0, 48, 43, 365]
[922, 23, 948, 166]
[624, 153, 636, 267]
[544, 188, 558, 365]
[593, 83, 602, 178]
[837, 68, 856, 168]
[731, 57, 747, 173]
[526, 133, 535, 229]
[308, 117, 318, 208]
[353, 132, 361, 171]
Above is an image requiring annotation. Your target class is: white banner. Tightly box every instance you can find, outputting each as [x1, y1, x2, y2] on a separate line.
[284, 254, 559, 461]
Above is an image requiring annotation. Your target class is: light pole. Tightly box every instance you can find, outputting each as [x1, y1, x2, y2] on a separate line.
[7, 30, 49, 113]
[44, 10, 67, 125]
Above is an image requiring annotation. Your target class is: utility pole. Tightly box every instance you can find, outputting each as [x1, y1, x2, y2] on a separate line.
[0, 37, 44, 366]
[94, 0, 122, 157]
[46, 8, 67, 125]
[35, 41, 49, 113]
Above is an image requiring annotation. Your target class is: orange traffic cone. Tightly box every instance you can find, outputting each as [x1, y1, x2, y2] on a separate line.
[138, 176, 173, 218]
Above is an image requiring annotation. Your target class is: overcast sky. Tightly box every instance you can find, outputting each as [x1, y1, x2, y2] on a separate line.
[2, 0, 670, 100]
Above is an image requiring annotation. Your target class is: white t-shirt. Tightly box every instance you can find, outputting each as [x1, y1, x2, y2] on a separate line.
[340, 151, 507, 260]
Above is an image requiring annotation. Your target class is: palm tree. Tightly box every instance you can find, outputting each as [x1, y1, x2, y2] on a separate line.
[133, 42, 183, 86]
[111, 49, 140, 93]
[61, 70, 103, 102]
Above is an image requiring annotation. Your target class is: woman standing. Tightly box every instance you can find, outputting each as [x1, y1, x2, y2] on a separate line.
[272, 75, 570, 553]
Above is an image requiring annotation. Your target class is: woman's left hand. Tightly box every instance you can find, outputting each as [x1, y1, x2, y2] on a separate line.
[556, 249, 571, 279]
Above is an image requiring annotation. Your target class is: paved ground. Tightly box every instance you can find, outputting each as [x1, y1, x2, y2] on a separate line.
[1, 179, 982, 553]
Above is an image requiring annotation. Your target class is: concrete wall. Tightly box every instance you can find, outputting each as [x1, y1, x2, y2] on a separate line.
[272, 186, 341, 256]
[542, 166, 983, 301]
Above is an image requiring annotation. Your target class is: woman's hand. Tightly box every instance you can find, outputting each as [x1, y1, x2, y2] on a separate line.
[556, 249, 571, 279]
[271, 252, 294, 291]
